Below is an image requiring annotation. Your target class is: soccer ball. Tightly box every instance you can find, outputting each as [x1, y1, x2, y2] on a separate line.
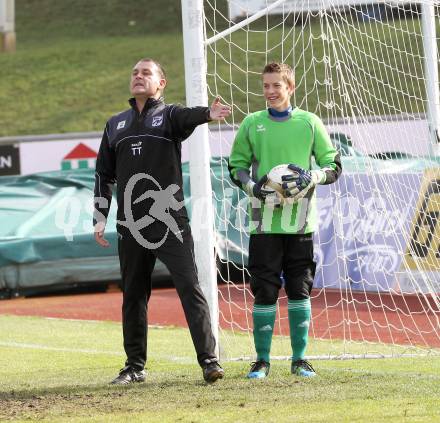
[263, 164, 299, 206]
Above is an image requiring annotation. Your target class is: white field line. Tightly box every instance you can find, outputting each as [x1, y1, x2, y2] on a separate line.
[224, 353, 432, 361]
[0, 341, 193, 363]
[44, 317, 165, 328]
[0, 341, 122, 356]
[1, 342, 437, 369]
[324, 367, 440, 380]
[44, 317, 110, 324]
[1, 340, 427, 361]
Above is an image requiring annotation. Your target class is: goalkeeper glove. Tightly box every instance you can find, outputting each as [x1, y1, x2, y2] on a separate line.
[281, 164, 326, 200]
[245, 174, 274, 201]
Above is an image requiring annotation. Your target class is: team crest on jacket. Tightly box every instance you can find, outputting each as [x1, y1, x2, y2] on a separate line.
[152, 115, 163, 127]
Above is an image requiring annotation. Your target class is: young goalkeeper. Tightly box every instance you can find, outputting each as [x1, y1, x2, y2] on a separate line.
[228, 62, 342, 378]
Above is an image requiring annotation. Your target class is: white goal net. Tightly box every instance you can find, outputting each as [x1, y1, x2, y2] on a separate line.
[197, 0, 440, 360]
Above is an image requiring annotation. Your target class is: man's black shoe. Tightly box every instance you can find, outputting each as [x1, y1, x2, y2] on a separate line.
[110, 366, 146, 385]
[202, 359, 225, 384]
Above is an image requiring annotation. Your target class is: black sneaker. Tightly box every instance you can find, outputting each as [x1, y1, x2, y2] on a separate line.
[246, 360, 270, 379]
[291, 359, 316, 377]
[202, 359, 225, 383]
[110, 366, 146, 385]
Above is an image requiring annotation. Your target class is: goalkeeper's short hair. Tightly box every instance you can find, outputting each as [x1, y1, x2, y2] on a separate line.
[262, 62, 295, 88]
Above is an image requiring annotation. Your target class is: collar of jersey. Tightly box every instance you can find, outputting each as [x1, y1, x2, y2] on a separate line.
[268, 105, 293, 118]
[128, 96, 164, 114]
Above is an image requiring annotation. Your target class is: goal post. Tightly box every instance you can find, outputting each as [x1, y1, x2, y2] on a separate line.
[183, 0, 440, 361]
[0, 0, 15, 52]
[421, 1, 440, 156]
[181, 0, 219, 357]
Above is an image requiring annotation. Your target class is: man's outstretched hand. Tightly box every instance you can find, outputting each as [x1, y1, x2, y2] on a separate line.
[209, 97, 231, 121]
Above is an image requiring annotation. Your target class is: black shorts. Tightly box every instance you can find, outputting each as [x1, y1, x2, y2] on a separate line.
[248, 233, 316, 304]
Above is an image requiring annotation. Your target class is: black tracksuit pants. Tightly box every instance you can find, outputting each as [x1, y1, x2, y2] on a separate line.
[117, 221, 217, 370]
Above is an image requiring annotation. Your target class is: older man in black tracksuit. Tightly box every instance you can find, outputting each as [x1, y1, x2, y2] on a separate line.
[93, 58, 230, 384]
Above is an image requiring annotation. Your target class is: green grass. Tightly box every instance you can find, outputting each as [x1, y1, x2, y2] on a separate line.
[0, 1, 438, 137]
[15, 0, 184, 39]
[0, 34, 186, 136]
[1, 315, 440, 422]
[0, 0, 189, 137]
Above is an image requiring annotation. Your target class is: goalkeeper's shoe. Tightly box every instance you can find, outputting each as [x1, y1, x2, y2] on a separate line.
[247, 360, 270, 379]
[291, 359, 316, 377]
[202, 359, 225, 384]
[110, 365, 146, 385]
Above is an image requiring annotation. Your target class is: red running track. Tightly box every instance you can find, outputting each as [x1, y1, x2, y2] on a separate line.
[1, 285, 439, 348]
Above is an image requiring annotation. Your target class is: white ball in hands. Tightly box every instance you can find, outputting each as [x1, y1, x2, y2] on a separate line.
[263, 164, 300, 207]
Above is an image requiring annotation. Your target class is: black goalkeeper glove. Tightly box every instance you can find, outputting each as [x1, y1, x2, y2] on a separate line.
[281, 164, 325, 200]
[245, 174, 273, 201]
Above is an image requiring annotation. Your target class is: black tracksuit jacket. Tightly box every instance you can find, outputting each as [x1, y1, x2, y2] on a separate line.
[93, 97, 211, 236]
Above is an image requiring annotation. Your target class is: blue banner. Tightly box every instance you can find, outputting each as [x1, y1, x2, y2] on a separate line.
[314, 173, 421, 292]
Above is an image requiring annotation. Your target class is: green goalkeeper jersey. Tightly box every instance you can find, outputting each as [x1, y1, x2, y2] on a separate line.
[228, 107, 340, 235]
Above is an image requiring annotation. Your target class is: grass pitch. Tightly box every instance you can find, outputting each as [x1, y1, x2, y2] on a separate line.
[1, 315, 440, 422]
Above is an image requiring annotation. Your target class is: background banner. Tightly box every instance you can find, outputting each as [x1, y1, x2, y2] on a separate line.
[314, 173, 422, 292]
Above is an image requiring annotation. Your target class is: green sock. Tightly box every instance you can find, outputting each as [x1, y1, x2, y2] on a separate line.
[253, 304, 277, 363]
[288, 298, 311, 361]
